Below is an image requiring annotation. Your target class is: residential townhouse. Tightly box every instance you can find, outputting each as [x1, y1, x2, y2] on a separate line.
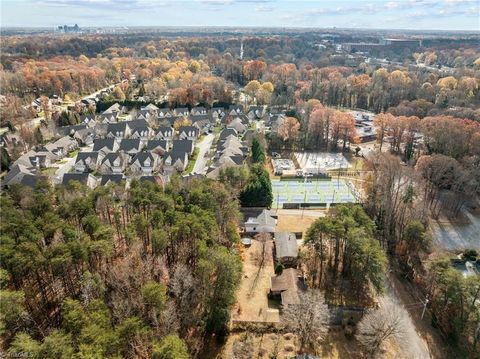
[164, 151, 189, 173]
[118, 138, 143, 156]
[92, 138, 119, 154]
[228, 104, 244, 116]
[247, 105, 266, 120]
[62, 173, 97, 189]
[99, 152, 129, 174]
[157, 108, 173, 118]
[1, 164, 40, 188]
[130, 152, 160, 175]
[98, 112, 118, 124]
[80, 114, 97, 127]
[172, 139, 194, 156]
[145, 140, 169, 155]
[154, 126, 175, 144]
[99, 174, 124, 186]
[178, 126, 199, 142]
[106, 122, 130, 142]
[173, 107, 189, 117]
[74, 152, 102, 173]
[226, 117, 247, 134]
[191, 106, 207, 116]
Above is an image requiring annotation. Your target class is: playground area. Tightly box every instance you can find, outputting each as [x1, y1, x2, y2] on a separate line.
[271, 179, 358, 209]
[294, 152, 352, 174]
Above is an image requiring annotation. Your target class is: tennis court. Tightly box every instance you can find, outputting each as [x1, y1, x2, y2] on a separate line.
[271, 179, 357, 208]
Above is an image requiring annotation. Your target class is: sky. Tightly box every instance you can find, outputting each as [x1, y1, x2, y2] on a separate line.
[1, 0, 479, 30]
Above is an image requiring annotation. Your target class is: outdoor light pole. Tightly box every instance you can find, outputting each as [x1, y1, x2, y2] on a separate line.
[302, 176, 307, 218]
[337, 165, 341, 189]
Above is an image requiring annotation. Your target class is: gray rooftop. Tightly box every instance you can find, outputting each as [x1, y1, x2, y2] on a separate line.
[275, 232, 298, 260]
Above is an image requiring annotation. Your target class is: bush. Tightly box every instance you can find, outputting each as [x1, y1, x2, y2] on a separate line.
[463, 249, 477, 261]
[274, 262, 284, 274]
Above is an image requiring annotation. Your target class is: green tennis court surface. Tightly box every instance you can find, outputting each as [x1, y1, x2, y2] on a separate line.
[271, 179, 357, 209]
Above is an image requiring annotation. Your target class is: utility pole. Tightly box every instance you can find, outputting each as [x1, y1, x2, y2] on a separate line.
[421, 295, 429, 320]
[301, 176, 307, 218]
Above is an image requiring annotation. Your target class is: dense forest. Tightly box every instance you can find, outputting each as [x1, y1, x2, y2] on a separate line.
[0, 177, 242, 357]
[1, 32, 479, 130]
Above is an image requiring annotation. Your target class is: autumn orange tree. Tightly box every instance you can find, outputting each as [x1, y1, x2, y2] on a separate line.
[243, 60, 267, 82]
[330, 111, 358, 152]
[277, 116, 300, 149]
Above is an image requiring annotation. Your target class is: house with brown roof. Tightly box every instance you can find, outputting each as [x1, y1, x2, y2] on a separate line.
[270, 268, 303, 306]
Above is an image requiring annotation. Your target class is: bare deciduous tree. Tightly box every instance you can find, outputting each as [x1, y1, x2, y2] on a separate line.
[170, 264, 200, 334]
[356, 297, 408, 357]
[231, 333, 254, 359]
[282, 291, 330, 351]
[253, 232, 271, 267]
[249, 232, 271, 296]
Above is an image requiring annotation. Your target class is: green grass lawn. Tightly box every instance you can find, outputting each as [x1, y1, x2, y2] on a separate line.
[182, 148, 200, 175]
[41, 167, 57, 175]
[68, 150, 79, 158]
[197, 134, 206, 144]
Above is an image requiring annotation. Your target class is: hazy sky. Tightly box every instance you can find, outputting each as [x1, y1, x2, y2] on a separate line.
[1, 0, 479, 30]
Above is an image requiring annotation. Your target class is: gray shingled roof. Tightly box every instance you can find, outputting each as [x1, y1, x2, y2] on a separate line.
[145, 140, 168, 152]
[75, 151, 99, 164]
[172, 139, 193, 154]
[118, 139, 142, 152]
[100, 174, 124, 186]
[62, 173, 93, 186]
[219, 128, 238, 141]
[93, 138, 116, 152]
[132, 152, 156, 167]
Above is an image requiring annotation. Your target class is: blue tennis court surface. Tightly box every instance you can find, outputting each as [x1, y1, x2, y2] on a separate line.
[272, 179, 357, 208]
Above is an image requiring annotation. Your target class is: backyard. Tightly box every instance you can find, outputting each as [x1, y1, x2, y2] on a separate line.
[231, 239, 280, 324]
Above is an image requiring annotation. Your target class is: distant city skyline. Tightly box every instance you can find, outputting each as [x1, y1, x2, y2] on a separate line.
[1, 0, 479, 31]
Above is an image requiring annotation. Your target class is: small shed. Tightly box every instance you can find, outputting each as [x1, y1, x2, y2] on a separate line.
[274, 232, 298, 266]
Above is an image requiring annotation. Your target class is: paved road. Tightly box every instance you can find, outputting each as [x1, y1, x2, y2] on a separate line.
[81, 82, 120, 100]
[192, 133, 215, 175]
[53, 156, 76, 184]
[53, 144, 93, 184]
[384, 273, 433, 359]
